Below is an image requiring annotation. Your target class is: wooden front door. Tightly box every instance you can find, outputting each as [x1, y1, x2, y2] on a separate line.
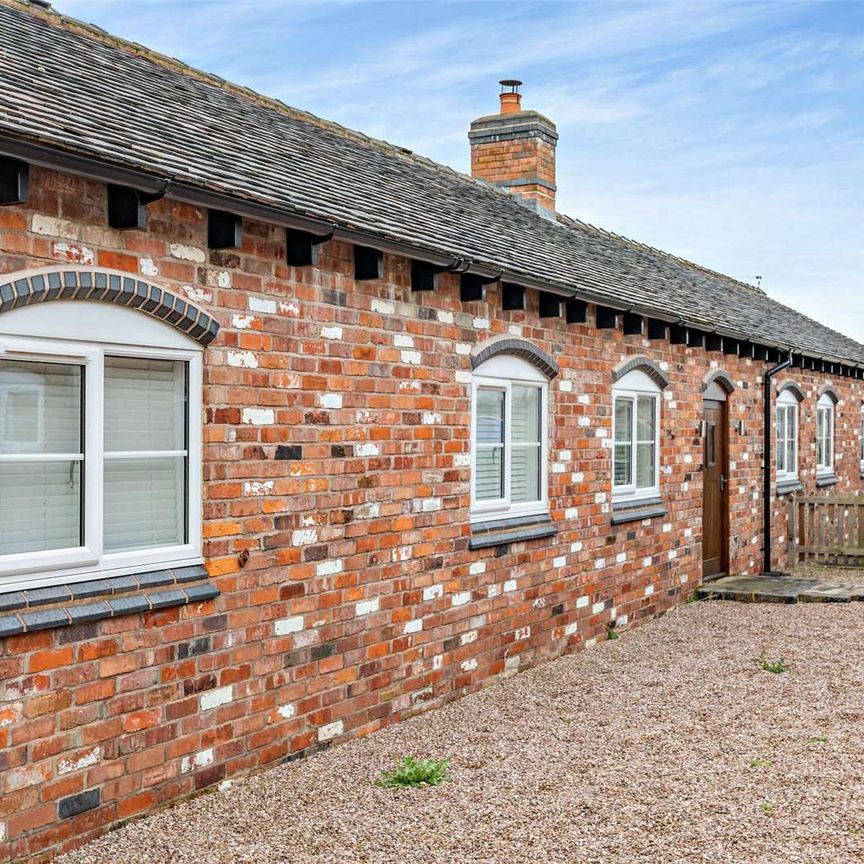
[702, 399, 729, 579]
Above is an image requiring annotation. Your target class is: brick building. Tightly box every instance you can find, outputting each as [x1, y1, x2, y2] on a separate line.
[1, 1, 864, 860]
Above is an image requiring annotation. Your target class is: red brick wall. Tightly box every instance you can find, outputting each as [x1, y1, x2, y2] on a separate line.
[1, 166, 863, 861]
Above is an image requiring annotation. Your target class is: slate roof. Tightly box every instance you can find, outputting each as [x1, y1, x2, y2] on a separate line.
[0, 0, 862, 364]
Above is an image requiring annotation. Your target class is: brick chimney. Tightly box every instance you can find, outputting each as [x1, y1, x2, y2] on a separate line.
[469, 80, 558, 220]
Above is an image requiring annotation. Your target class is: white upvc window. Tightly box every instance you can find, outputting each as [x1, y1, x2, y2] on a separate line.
[0, 301, 203, 592]
[776, 389, 799, 480]
[816, 393, 835, 475]
[471, 354, 548, 523]
[612, 369, 661, 504]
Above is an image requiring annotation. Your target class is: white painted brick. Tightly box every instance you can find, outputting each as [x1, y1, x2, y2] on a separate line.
[616, 552, 627, 564]
[422, 411, 442, 425]
[595, 492, 607, 503]
[552, 462, 566, 474]
[392, 546, 412, 562]
[421, 497, 442, 512]
[455, 370, 472, 384]
[394, 333, 414, 348]
[355, 442, 379, 457]
[558, 450, 572, 461]
[553, 556, 567, 568]
[318, 720, 343, 742]
[316, 559, 343, 577]
[571, 472, 584, 483]
[169, 243, 206, 263]
[432, 655, 443, 670]
[401, 350, 421, 365]
[437, 310, 454, 324]
[503, 579, 517, 593]
[249, 296, 277, 314]
[277, 704, 296, 720]
[275, 616, 305, 635]
[354, 502, 380, 519]
[200, 685, 233, 712]
[32, 214, 77, 239]
[320, 393, 343, 410]
[564, 507, 578, 520]
[243, 480, 273, 496]
[371, 298, 394, 315]
[181, 748, 214, 774]
[460, 658, 478, 672]
[669, 549, 678, 560]
[456, 343, 472, 355]
[472, 317, 489, 330]
[453, 453, 471, 467]
[356, 598, 380, 616]
[504, 655, 520, 672]
[595, 558, 606, 569]
[321, 325, 343, 340]
[571, 541, 583, 553]
[183, 285, 213, 303]
[576, 595, 589, 608]
[291, 528, 318, 546]
[643, 557, 653, 568]
[280, 301, 301, 317]
[514, 626, 531, 640]
[53, 241, 95, 265]
[242, 407, 274, 426]
[564, 621, 578, 636]
[232, 314, 255, 329]
[469, 561, 486, 576]
[592, 601, 606, 615]
[423, 584, 443, 601]
[487, 583, 501, 598]
[559, 380, 573, 392]
[57, 747, 101, 775]
[404, 619, 423, 635]
[460, 630, 477, 645]
[227, 350, 259, 368]
[507, 324, 522, 336]
[452, 591, 471, 606]
[578, 394, 591, 404]
[578, 416, 591, 427]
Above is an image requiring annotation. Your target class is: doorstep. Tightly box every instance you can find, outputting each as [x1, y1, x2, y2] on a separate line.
[695, 573, 864, 604]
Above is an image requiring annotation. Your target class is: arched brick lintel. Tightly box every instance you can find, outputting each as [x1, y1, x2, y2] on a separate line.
[612, 355, 669, 389]
[818, 385, 839, 404]
[702, 369, 735, 395]
[0, 267, 220, 347]
[470, 336, 559, 380]
[777, 379, 805, 402]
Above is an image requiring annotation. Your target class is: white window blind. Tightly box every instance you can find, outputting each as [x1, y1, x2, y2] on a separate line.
[510, 384, 541, 503]
[0, 360, 83, 555]
[776, 402, 797, 477]
[474, 387, 505, 502]
[103, 357, 187, 553]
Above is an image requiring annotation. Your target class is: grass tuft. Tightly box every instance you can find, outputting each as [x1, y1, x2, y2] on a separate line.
[376, 757, 449, 789]
[750, 758, 773, 768]
[756, 652, 789, 674]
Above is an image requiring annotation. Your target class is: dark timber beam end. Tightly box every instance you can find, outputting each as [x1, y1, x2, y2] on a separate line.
[686, 329, 705, 349]
[410, 260, 439, 292]
[705, 333, 723, 352]
[502, 282, 526, 311]
[460, 273, 487, 302]
[646, 318, 667, 340]
[107, 184, 147, 231]
[208, 210, 242, 250]
[722, 338, 739, 356]
[595, 305, 618, 329]
[622, 313, 643, 336]
[565, 299, 587, 324]
[286, 229, 329, 267]
[669, 324, 687, 345]
[354, 245, 383, 280]
[0, 157, 29, 206]
[538, 291, 563, 318]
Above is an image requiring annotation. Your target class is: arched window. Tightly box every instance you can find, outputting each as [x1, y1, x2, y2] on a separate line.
[0, 284, 207, 591]
[612, 368, 662, 504]
[471, 352, 549, 523]
[776, 387, 801, 481]
[816, 392, 836, 477]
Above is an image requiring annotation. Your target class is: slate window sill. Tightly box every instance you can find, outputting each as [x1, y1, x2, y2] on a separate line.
[611, 497, 667, 525]
[816, 473, 838, 488]
[0, 565, 218, 638]
[776, 479, 804, 496]
[469, 514, 557, 550]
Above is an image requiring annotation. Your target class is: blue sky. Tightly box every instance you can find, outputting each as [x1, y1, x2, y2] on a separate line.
[55, 0, 864, 341]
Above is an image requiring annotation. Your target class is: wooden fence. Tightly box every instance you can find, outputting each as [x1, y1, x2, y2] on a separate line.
[788, 494, 864, 566]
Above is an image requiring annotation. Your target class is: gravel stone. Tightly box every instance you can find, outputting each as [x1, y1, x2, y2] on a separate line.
[59, 602, 864, 864]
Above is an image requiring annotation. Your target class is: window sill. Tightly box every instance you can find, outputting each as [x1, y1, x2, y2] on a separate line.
[469, 513, 556, 550]
[816, 472, 838, 488]
[0, 565, 218, 638]
[776, 478, 803, 496]
[611, 497, 667, 525]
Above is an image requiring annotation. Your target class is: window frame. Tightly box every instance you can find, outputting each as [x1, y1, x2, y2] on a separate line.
[815, 393, 835, 476]
[860, 407, 864, 474]
[470, 355, 549, 524]
[776, 389, 799, 481]
[0, 327, 203, 593]
[612, 371, 661, 505]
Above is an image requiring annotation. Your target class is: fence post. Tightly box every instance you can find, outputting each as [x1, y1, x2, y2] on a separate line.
[788, 493, 797, 569]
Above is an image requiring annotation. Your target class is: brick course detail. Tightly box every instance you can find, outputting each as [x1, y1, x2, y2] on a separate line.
[1, 166, 863, 862]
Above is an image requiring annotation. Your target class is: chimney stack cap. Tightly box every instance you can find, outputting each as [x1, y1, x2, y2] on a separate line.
[498, 80, 523, 114]
[499, 79, 522, 92]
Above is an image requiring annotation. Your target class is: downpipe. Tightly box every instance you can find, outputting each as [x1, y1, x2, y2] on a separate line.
[763, 351, 794, 573]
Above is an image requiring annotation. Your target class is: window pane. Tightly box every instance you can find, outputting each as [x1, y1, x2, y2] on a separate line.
[614, 398, 633, 445]
[636, 442, 655, 488]
[475, 447, 504, 501]
[636, 395, 655, 442]
[0, 461, 81, 554]
[614, 444, 632, 486]
[512, 385, 540, 444]
[511, 446, 540, 503]
[787, 409, 796, 473]
[104, 456, 185, 552]
[476, 388, 504, 445]
[0, 360, 81, 454]
[105, 357, 186, 452]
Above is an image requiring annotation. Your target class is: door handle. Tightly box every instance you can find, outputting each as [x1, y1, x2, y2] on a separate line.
[720, 474, 727, 491]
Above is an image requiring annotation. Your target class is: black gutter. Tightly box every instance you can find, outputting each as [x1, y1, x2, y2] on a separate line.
[763, 350, 794, 573]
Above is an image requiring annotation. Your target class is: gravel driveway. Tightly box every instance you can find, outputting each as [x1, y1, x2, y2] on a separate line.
[60, 602, 864, 864]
